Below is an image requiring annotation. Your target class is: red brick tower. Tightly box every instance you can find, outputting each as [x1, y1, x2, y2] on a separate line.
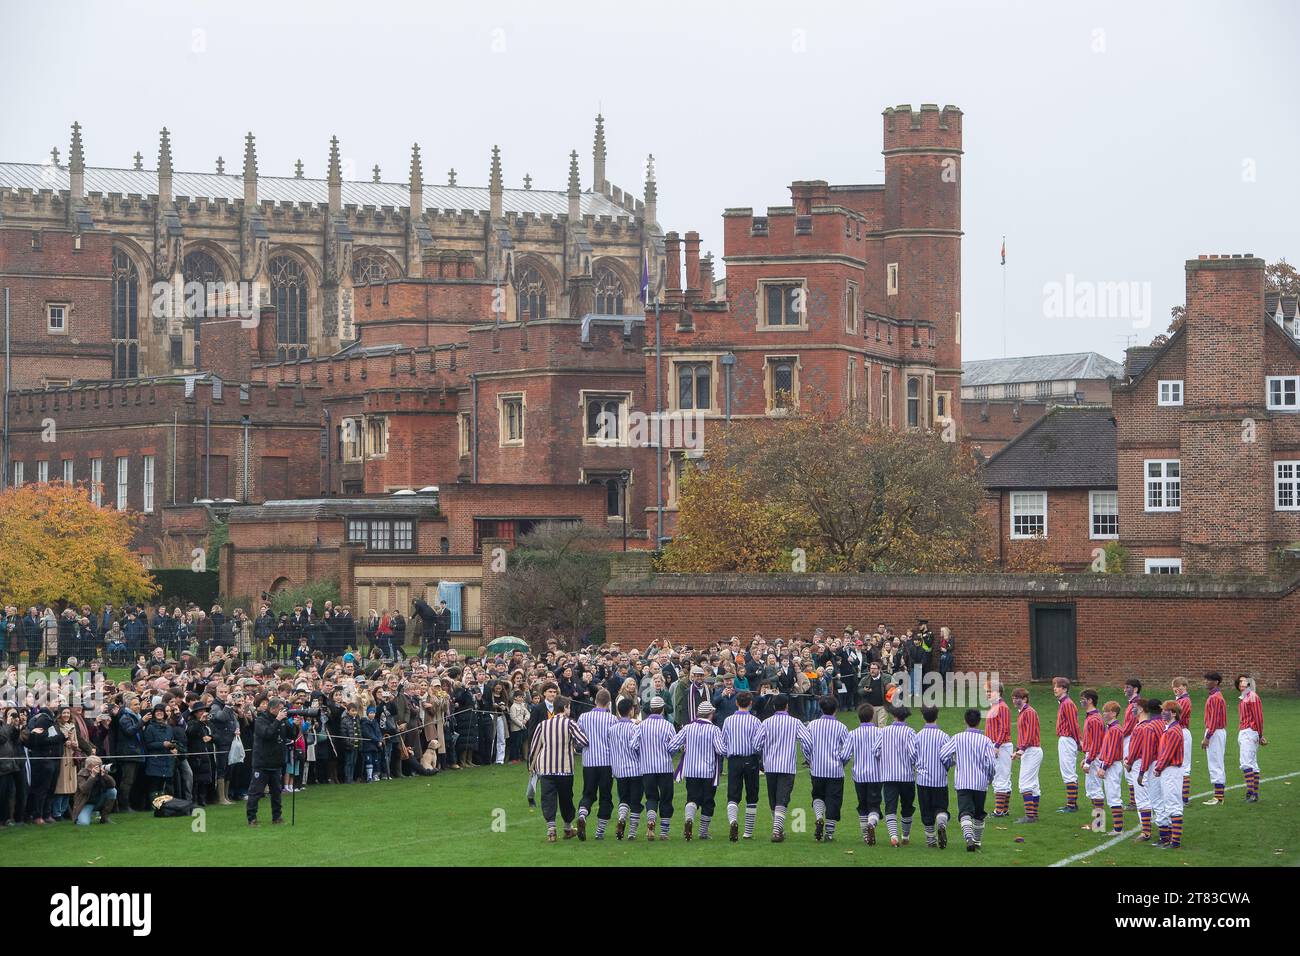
[881, 104, 963, 432]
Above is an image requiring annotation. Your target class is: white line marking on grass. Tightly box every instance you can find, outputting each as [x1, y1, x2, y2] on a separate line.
[1048, 770, 1300, 867]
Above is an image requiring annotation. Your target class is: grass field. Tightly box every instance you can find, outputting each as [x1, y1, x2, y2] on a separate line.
[6, 684, 1297, 867]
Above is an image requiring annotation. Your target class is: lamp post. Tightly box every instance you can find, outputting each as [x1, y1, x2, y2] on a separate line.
[619, 469, 631, 552]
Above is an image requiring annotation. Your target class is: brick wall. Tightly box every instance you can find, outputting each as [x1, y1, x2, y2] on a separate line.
[605, 571, 1300, 688]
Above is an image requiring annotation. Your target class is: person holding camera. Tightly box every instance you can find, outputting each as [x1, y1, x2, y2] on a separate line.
[72, 754, 117, 825]
[247, 696, 297, 825]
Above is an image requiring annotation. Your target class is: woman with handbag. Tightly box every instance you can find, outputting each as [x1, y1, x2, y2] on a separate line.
[52, 705, 94, 820]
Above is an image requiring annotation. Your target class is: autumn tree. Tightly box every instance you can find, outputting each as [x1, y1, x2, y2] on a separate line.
[660, 411, 986, 573]
[0, 482, 158, 609]
[495, 523, 615, 649]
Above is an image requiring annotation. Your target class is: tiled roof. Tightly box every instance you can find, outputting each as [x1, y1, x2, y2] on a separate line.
[0, 162, 631, 218]
[962, 351, 1123, 387]
[228, 496, 440, 522]
[981, 405, 1117, 489]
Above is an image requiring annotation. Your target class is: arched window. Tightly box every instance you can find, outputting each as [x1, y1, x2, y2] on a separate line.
[907, 377, 921, 428]
[352, 253, 389, 286]
[183, 250, 224, 368]
[516, 265, 547, 320]
[594, 265, 626, 315]
[111, 249, 139, 379]
[270, 255, 310, 361]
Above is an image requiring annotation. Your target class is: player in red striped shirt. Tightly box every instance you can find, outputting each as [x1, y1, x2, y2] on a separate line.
[1200, 671, 1228, 805]
[1093, 701, 1126, 834]
[1120, 678, 1143, 809]
[1127, 698, 1162, 840]
[1148, 701, 1185, 848]
[1011, 687, 1042, 822]
[1079, 690, 1106, 818]
[1052, 677, 1082, 812]
[985, 682, 1013, 817]
[1236, 674, 1266, 803]
[1171, 677, 1193, 804]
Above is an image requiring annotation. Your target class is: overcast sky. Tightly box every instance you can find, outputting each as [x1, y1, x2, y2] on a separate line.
[2, 0, 1296, 362]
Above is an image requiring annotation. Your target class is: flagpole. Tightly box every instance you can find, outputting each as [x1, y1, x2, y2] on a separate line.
[1001, 236, 1007, 359]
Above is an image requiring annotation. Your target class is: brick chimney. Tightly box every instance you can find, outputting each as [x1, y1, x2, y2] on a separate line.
[683, 231, 702, 301]
[699, 253, 715, 301]
[664, 232, 682, 301]
[200, 316, 254, 383]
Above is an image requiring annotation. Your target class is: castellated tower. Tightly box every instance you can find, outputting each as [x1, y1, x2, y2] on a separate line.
[882, 104, 963, 431]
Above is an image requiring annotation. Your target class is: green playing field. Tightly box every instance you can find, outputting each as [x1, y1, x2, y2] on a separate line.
[5, 684, 1296, 867]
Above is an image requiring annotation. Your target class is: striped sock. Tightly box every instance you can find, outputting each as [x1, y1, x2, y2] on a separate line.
[1065, 781, 1078, 808]
[627, 812, 639, 838]
[868, 811, 880, 829]
[1249, 771, 1259, 797]
[1182, 776, 1190, 804]
[773, 806, 786, 837]
[684, 802, 697, 824]
[727, 801, 739, 825]
[1213, 783, 1225, 801]
[1024, 793, 1038, 819]
[578, 806, 589, 820]
[618, 804, 628, 823]
[1170, 814, 1182, 847]
[1091, 797, 1104, 812]
[924, 824, 936, 846]
[901, 815, 913, 839]
[995, 792, 1009, 814]
[1139, 809, 1151, 836]
[824, 819, 836, 838]
[859, 814, 872, 839]
[744, 804, 757, 838]
[699, 815, 710, 839]
[1110, 806, 1124, 832]
[1128, 784, 1136, 807]
[886, 813, 899, 842]
[659, 817, 670, 836]
[646, 811, 656, 834]
[595, 817, 608, 839]
[1159, 824, 1170, 844]
[973, 819, 985, 844]
[960, 814, 974, 843]
[812, 798, 826, 822]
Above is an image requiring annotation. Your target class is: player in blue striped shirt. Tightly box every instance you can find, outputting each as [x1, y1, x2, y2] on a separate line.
[668, 700, 727, 840]
[609, 697, 643, 840]
[915, 705, 953, 849]
[721, 691, 762, 841]
[846, 702, 884, 844]
[639, 696, 677, 840]
[753, 694, 814, 843]
[576, 688, 617, 841]
[806, 695, 849, 842]
[939, 708, 998, 851]
[879, 705, 918, 847]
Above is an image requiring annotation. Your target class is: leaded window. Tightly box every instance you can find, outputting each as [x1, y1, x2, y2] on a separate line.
[270, 255, 309, 361]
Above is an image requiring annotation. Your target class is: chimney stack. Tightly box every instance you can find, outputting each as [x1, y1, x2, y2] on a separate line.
[683, 231, 702, 300]
[664, 232, 682, 299]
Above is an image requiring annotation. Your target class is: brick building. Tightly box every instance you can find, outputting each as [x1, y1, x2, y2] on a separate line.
[962, 351, 1121, 458]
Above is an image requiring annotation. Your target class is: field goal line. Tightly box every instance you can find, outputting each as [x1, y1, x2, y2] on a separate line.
[1048, 770, 1300, 868]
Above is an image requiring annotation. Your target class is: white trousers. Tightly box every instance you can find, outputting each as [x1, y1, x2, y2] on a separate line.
[1018, 747, 1043, 796]
[1205, 729, 1226, 785]
[1132, 759, 1151, 811]
[1153, 769, 1174, 827]
[1159, 769, 1183, 827]
[1238, 728, 1260, 773]
[993, 743, 1013, 793]
[1122, 736, 1134, 786]
[1180, 727, 1192, 776]
[1058, 737, 1078, 785]
[1084, 759, 1105, 800]
[1103, 762, 1124, 807]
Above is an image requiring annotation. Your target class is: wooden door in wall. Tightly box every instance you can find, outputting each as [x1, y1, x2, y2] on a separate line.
[1029, 603, 1077, 680]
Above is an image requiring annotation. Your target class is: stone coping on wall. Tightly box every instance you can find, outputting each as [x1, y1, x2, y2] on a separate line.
[605, 569, 1300, 601]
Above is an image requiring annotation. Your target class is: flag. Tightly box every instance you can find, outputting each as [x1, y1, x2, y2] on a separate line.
[639, 249, 650, 304]
[1000, 237, 1006, 266]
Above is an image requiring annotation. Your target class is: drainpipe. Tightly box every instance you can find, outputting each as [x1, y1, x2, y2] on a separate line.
[204, 405, 211, 498]
[241, 414, 251, 501]
[470, 372, 479, 482]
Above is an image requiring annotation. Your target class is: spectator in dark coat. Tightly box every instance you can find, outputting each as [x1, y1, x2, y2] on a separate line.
[141, 705, 178, 797]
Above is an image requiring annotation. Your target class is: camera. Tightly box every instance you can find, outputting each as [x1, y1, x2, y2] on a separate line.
[286, 706, 320, 719]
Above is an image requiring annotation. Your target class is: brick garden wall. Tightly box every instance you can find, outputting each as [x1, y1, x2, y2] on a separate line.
[604, 566, 1300, 689]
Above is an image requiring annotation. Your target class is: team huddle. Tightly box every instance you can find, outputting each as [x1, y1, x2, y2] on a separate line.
[524, 671, 1267, 851]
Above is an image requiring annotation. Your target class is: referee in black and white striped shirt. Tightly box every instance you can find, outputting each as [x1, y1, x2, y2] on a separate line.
[528, 696, 590, 842]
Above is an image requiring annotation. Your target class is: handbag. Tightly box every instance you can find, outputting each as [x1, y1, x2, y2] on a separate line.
[228, 734, 246, 765]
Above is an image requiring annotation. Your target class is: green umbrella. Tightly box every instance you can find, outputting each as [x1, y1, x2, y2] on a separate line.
[486, 635, 530, 654]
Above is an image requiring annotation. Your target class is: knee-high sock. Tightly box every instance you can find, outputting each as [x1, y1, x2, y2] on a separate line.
[578, 805, 589, 820]
[1128, 784, 1136, 807]
[812, 798, 825, 821]
[995, 792, 1010, 814]
[699, 815, 711, 839]
[824, 819, 836, 838]
[627, 812, 640, 839]
[744, 803, 757, 838]
[960, 813, 974, 843]
[595, 817, 609, 839]
[973, 819, 985, 844]
[1170, 814, 1182, 846]
[1065, 781, 1078, 808]
[1024, 793, 1039, 819]
[684, 802, 696, 824]
[773, 806, 787, 836]
[901, 815, 913, 838]
[1109, 806, 1124, 832]
[1181, 775, 1190, 803]
[1213, 782, 1225, 800]
[1138, 808, 1151, 835]
[937, 811, 949, 830]
[618, 803, 628, 822]
[727, 801, 739, 824]
[886, 813, 899, 842]
[859, 814, 872, 838]
[659, 816, 670, 836]
[924, 824, 936, 846]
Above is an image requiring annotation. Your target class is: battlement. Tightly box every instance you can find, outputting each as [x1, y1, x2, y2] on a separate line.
[882, 103, 963, 152]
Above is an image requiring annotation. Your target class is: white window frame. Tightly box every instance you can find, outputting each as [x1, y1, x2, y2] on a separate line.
[1144, 558, 1183, 575]
[886, 263, 899, 296]
[1157, 379, 1183, 406]
[341, 418, 364, 462]
[844, 281, 858, 334]
[62, 459, 73, 484]
[36, 460, 48, 484]
[1144, 459, 1181, 512]
[46, 303, 68, 334]
[1266, 375, 1300, 411]
[1010, 491, 1048, 539]
[90, 458, 102, 505]
[498, 392, 525, 446]
[1089, 490, 1119, 539]
[582, 391, 632, 447]
[1275, 460, 1300, 511]
[12, 461, 22, 487]
[757, 278, 809, 330]
[116, 456, 128, 510]
[143, 455, 155, 513]
[457, 411, 471, 458]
